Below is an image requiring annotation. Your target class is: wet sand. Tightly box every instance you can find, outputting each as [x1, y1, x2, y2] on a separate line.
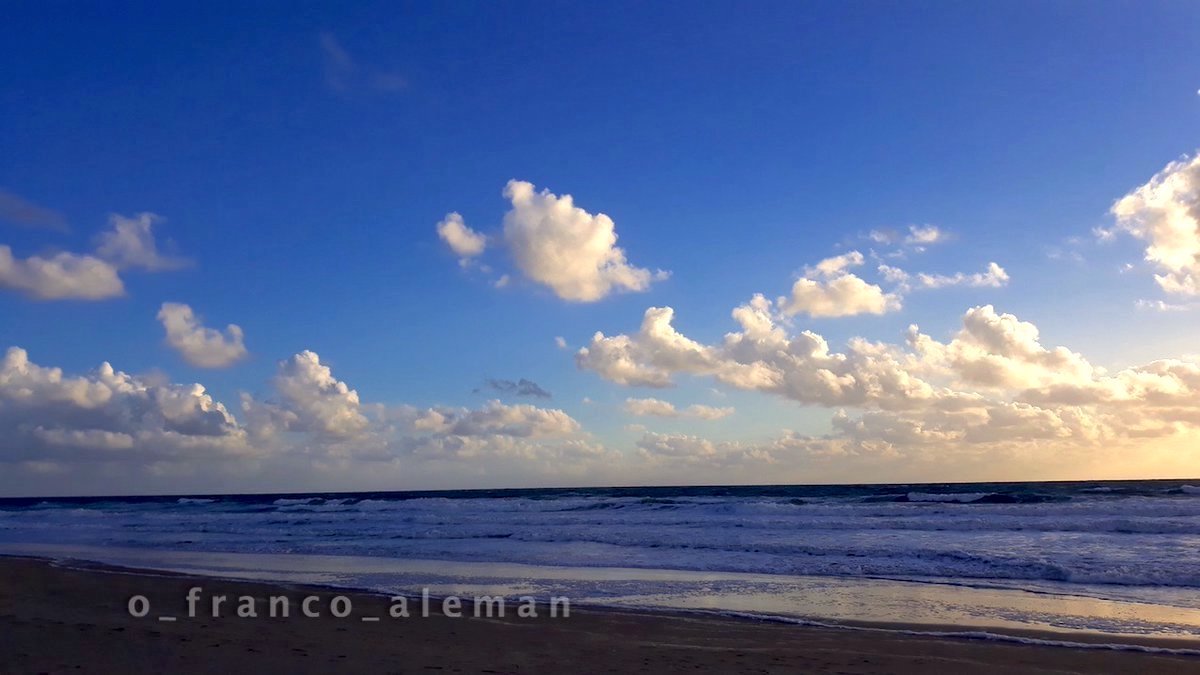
[2, 556, 1198, 674]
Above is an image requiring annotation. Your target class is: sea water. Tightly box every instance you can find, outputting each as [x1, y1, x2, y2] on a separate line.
[2, 480, 1199, 646]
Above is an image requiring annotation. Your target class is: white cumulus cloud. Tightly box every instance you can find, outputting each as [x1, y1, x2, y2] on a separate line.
[0, 211, 188, 302]
[624, 397, 733, 419]
[905, 224, 946, 246]
[0, 246, 124, 300]
[636, 432, 717, 458]
[157, 303, 248, 368]
[579, 293, 1200, 455]
[0, 347, 250, 463]
[502, 180, 666, 302]
[623, 397, 679, 417]
[1108, 152, 1200, 295]
[879, 262, 1009, 291]
[269, 351, 371, 439]
[0, 346, 611, 493]
[401, 400, 579, 438]
[778, 251, 901, 318]
[436, 212, 487, 262]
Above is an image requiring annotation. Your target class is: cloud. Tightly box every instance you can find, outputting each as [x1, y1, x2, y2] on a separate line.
[477, 378, 552, 399]
[436, 212, 487, 262]
[94, 213, 189, 271]
[867, 229, 897, 245]
[0, 347, 251, 464]
[858, 229, 1007, 301]
[394, 434, 605, 467]
[579, 292, 1200, 455]
[0, 345, 610, 493]
[687, 404, 736, 420]
[812, 251, 867, 276]
[0, 246, 124, 300]
[241, 351, 377, 446]
[623, 397, 677, 417]
[502, 180, 667, 302]
[636, 432, 717, 458]
[623, 397, 733, 419]
[0, 211, 188, 301]
[782, 274, 900, 318]
[157, 303, 248, 368]
[739, 248, 1008, 320]
[1135, 299, 1194, 312]
[577, 264, 1012, 410]
[554, 336, 568, 349]
[1107, 151, 1200, 295]
[319, 32, 406, 94]
[268, 351, 371, 439]
[577, 306, 714, 388]
[919, 262, 1009, 289]
[400, 400, 579, 438]
[4, 328, 1200, 492]
[879, 262, 1009, 291]
[905, 225, 946, 246]
[580, 297, 942, 406]
[241, 352, 586, 466]
[436, 181, 667, 302]
[866, 224, 948, 249]
[631, 430, 847, 467]
[907, 304, 1096, 391]
[778, 251, 901, 318]
[0, 189, 68, 232]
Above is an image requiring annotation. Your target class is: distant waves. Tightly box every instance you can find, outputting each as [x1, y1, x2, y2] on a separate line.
[1, 480, 1199, 603]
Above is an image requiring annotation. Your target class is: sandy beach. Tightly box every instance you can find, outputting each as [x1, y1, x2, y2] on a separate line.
[2, 556, 1198, 674]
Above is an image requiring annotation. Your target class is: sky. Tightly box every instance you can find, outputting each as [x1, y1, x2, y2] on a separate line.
[2, 2, 1200, 496]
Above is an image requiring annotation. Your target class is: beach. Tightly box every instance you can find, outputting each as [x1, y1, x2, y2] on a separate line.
[3, 556, 1199, 675]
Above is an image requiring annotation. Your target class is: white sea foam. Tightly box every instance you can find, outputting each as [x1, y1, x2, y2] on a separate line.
[693, 610, 1200, 655]
[906, 492, 989, 503]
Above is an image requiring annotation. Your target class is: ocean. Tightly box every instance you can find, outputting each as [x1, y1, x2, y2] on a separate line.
[3, 480, 1200, 647]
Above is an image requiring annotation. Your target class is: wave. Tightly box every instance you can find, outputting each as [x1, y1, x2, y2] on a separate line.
[5, 482, 1200, 597]
[556, 502, 629, 512]
[901, 492, 1064, 504]
[679, 609, 1200, 656]
[270, 497, 356, 507]
[859, 492, 1061, 504]
[906, 492, 989, 503]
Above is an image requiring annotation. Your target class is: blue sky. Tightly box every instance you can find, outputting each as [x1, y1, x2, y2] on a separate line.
[2, 2, 1200, 495]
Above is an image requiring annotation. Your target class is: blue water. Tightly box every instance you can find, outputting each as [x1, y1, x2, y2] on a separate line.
[2, 479, 1199, 634]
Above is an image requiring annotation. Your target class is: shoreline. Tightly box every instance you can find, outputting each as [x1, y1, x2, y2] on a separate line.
[39, 555, 1200, 654]
[4, 555, 1200, 674]
[4, 542, 1199, 648]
